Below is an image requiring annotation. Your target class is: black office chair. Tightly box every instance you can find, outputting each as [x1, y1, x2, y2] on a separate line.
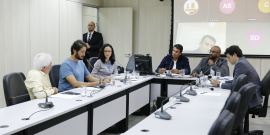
[208, 110, 235, 135]
[18, 72, 26, 81]
[3, 72, 30, 107]
[223, 92, 241, 114]
[88, 57, 98, 73]
[49, 64, 61, 88]
[231, 74, 247, 92]
[244, 69, 270, 135]
[231, 83, 256, 135]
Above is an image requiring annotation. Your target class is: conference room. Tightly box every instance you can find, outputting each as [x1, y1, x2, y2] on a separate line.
[1, 0, 270, 135]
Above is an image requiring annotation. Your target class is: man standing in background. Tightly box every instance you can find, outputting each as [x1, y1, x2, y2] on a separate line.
[83, 21, 104, 69]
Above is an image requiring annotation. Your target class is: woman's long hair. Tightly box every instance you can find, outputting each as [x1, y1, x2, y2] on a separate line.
[98, 43, 115, 65]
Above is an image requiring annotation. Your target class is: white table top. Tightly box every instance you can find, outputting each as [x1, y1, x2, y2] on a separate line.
[0, 76, 153, 135]
[122, 87, 231, 135]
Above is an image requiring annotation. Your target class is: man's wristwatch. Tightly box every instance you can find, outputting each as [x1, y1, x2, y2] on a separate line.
[217, 83, 220, 87]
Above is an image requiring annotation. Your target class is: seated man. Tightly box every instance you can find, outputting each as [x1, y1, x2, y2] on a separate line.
[58, 40, 109, 92]
[211, 45, 262, 108]
[190, 46, 229, 77]
[155, 44, 190, 74]
[25, 53, 58, 100]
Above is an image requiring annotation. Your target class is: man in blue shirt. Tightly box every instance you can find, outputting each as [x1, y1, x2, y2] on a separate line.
[155, 44, 190, 74]
[58, 40, 109, 92]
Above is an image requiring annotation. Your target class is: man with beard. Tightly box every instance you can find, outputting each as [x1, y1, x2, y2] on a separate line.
[190, 46, 229, 77]
[58, 40, 109, 92]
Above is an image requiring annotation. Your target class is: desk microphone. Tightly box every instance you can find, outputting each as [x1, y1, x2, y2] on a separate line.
[166, 60, 173, 77]
[175, 81, 196, 102]
[10, 90, 54, 109]
[185, 81, 197, 96]
[88, 62, 106, 88]
[112, 57, 128, 84]
[154, 81, 194, 120]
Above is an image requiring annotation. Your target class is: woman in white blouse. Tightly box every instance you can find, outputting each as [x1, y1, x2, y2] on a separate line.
[25, 53, 58, 99]
[91, 44, 118, 79]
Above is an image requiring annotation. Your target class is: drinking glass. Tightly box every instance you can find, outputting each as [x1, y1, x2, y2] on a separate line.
[216, 70, 221, 79]
[80, 85, 87, 97]
[135, 70, 140, 79]
[169, 96, 177, 109]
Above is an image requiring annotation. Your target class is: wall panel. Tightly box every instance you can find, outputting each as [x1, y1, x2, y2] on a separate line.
[60, 0, 83, 63]
[30, 0, 60, 66]
[138, 6, 171, 71]
[99, 7, 133, 67]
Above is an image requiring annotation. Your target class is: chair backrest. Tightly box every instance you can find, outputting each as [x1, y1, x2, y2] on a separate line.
[223, 92, 241, 114]
[259, 69, 270, 117]
[231, 74, 247, 92]
[3, 72, 30, 107]
[208, 110, 235, 135]
[88, 57, 98, 73]
[18, 72, 26, 81]
[49, 64, 61, 88]
[232, 83, 256, 130]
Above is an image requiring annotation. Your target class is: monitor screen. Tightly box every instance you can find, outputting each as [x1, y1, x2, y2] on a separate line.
[173, 0, 270, 56]
[126, 55, 153, 75]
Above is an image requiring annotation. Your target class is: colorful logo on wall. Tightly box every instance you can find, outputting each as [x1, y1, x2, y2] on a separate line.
[184, 0, 199, 15]
[219, 0, 235, 14]
[258, 0, 270, 13]
[246, 30, 263, 46]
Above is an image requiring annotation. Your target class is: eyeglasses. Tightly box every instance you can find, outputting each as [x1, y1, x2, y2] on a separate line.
[227, 56, 232, 60]
[209, 51, 216, 53]
[104, 51, 111, 53]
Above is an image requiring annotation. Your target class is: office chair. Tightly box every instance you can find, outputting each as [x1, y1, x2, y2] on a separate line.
[223, 92, 241, 114]
[208, 110, 235, 135]
[49, 64, 61, 88]
[231, 83, 256, 135]
[88, 57, 98, 73]
[3, 72, 30, 106]
[231, 74, 247, 92]
[18, 72, 26, 81]
[244, 69, 270, 135]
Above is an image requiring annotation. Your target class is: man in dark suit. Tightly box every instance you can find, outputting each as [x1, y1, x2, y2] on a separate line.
[155, 44, 190, 75]
[83, 21, 103, 68]
[190, 46, 229, 77]
[211, 45, 262, 108]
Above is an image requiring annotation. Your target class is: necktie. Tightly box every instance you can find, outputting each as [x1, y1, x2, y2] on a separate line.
[88, 33, 92, 42]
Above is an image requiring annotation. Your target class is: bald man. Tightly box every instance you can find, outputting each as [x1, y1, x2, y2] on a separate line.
[83, 21, 104, 68]
[190, 46, 229, 77]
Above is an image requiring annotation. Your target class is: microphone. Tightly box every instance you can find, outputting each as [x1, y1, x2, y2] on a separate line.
[175, 81, 196, 102]
[10, 90, 54, 109]
[154, 81, 194, 120]
[166, 60, 173, 77]
[113, 57, 129, 84]
[185, 81, 197, 96]
[88, 62, 106, 88]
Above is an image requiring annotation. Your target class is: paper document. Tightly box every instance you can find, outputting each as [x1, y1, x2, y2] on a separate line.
[201, 93, 221, 96]
[87, 87, 101, 91]
[113, 76, 125, 80]
[50, 93, 79, 99]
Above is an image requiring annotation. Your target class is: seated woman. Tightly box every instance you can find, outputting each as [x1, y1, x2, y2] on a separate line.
[25, 53, 58, 100]
[91, 44, 118, 79]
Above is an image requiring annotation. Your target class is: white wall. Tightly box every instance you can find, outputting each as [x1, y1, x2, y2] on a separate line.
[0, 0, 100, 109]
[83, 6, 98, 34]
